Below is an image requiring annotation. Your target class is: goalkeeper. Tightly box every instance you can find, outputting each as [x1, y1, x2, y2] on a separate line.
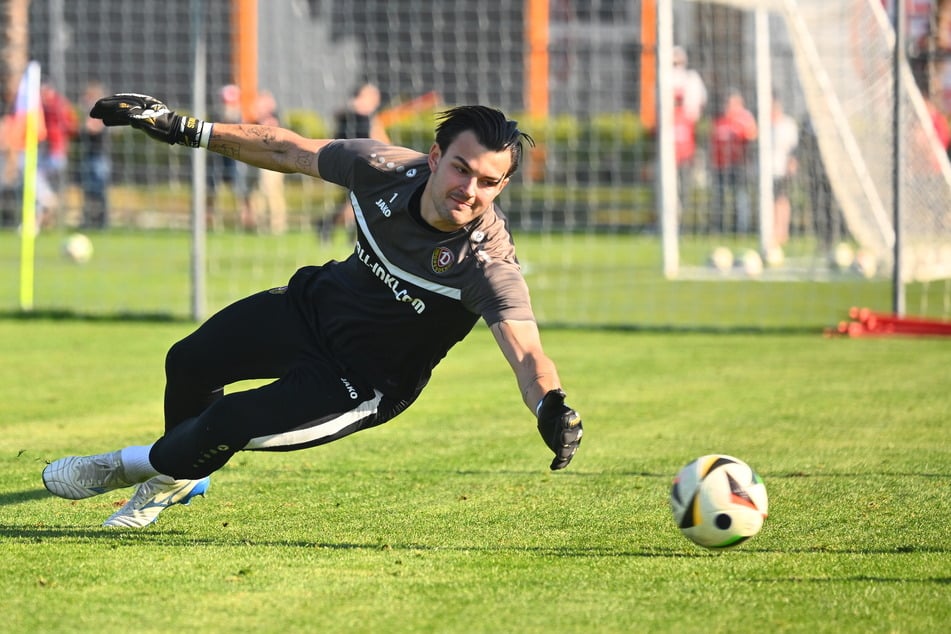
[42, 94, 584, 528]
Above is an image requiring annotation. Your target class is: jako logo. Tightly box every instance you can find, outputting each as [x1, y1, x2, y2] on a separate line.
[340, 377, 359, 400]
[375, 198, 392, 217]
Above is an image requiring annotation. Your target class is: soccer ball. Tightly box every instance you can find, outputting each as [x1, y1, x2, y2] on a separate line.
[709, 247, 734, 273]
[63, 233, 94, 264]
[670, 454, 768, 549]
[764, 245, 785, 267]
[740, 249, 763, 277]
[833, 242, 855, 269]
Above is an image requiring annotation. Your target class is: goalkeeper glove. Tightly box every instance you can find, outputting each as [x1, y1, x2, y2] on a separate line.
[90, 93, 212, 148]
[536, 389, 583, 471]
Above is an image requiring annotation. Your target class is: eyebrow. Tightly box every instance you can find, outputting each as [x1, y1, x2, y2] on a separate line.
[453, 155, 506, 185]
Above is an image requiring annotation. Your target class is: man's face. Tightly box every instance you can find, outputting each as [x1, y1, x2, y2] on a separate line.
[423, 130, 512, 232]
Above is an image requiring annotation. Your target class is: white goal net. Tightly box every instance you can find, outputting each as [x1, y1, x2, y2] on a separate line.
[690, 0, 951, 282]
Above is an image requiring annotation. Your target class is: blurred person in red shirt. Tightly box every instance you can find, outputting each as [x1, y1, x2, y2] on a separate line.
[922, 95, 950, 170]
[671, 46, 707, 225]
[0, 88, 47, 228]
[39, 82, 78, 226]
[674, 92, 698, 220]
[709, 89, 757, 234]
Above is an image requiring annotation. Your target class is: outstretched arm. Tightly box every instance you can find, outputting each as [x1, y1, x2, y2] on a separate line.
[490, 319, 561, 410]
[90, 93, 331, 178]
[204, 122, 330, 177]
[491, 319, 583, 470]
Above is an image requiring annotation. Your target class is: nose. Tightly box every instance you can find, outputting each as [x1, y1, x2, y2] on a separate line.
[461, 176, 478, 197]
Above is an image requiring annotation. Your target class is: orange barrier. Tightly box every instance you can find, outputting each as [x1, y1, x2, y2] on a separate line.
[377, 91, 442, 128]
[827, 307, 951, 337]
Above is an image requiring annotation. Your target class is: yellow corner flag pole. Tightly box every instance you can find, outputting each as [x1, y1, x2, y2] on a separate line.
[19, 61, 42, 312]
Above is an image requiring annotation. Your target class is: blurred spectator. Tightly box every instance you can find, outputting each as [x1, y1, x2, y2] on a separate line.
[250, 90, 287, 234]
[78, 81, 111, 229]
[770, 95, 799, 248]
[334, 83, 390, 143]
[316, 83, 390, 241]
[671, 46, 707, 126]
[673, 93, 698, 222]
[0, 89, 48, 229]
[671, 47, 706, 224]
[709, 89, 757, 234]
[207, 84, 252, 230]
[923, 94, 951, 171]
[0, 106, 18, 227]
[39, 82, 78, 227]
[929, 98, 951, 151]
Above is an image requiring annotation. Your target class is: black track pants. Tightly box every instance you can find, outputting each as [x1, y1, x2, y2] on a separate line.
[150, 287, 411, 479]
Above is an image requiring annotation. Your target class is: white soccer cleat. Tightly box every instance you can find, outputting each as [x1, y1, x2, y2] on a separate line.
[42, 451, 134, 500]
[102, 475, 210, 528]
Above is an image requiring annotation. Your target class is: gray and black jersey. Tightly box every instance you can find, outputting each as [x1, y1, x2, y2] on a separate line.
[287, 139, 535, 400]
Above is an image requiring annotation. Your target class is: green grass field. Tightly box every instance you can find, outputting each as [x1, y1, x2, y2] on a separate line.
[1, 318, 948, 633]
[5, 227, 951, 331]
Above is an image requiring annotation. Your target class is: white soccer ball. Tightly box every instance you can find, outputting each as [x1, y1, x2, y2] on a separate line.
[833, 242, 855, 269]
[740, 249, 763, 277]
[62, 233, 94, 264]
[709, 247, 734, 273]
[764, 245, 785, 267]
[670, 454, 768, 549]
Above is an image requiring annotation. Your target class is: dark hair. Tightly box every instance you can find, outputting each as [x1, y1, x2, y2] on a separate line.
[434, 106, 535, 177]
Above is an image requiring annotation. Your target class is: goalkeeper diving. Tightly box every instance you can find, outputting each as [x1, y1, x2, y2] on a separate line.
[41, 93, 584, 527]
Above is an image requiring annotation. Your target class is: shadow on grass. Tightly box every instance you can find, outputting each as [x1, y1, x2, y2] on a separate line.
[0, 489, 51, 505]
[1, 309, 831, 334]
[751, 575, 951, 584]
[228, 466, 951, 479]
[0, 308, 189, 323]
[0, 520, 949, 564]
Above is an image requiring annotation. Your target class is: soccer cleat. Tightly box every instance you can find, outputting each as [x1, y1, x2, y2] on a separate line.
[102, 475, 210, 528]
[42, 451, 134, 500]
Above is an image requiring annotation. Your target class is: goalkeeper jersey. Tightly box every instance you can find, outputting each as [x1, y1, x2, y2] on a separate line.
[287, 138, 535, 400]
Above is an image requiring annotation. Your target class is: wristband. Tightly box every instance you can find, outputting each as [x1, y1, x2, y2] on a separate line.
[179, 116, 211, 148]
[198, 121, 214, 148]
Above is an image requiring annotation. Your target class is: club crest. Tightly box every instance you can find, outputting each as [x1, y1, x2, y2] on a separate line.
[431, 247, 455, 273]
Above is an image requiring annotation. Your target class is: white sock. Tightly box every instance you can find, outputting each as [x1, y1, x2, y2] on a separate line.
[120, 445, 160, 482]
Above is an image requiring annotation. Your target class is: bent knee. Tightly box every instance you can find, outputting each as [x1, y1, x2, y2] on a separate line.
[165, 336, 213, 383]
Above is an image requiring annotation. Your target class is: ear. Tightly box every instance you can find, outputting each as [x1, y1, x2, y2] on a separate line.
[427, 143, 441, 171]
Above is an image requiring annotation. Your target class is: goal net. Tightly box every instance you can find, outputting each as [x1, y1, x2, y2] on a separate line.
[693, 0, 951, 282]
[8, 0, 951, 329]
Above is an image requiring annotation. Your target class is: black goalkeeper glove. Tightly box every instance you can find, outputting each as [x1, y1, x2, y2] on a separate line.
[536, 388, 583, 471]
[90, 93, 211, 148]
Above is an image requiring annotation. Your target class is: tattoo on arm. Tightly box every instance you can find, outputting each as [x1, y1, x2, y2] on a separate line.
[210, 140, 240, 159]
[295, 152, 314, 171]
[247, 125, 277, 145]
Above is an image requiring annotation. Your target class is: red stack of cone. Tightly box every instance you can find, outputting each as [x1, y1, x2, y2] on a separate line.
[829, 307, 951, 337]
